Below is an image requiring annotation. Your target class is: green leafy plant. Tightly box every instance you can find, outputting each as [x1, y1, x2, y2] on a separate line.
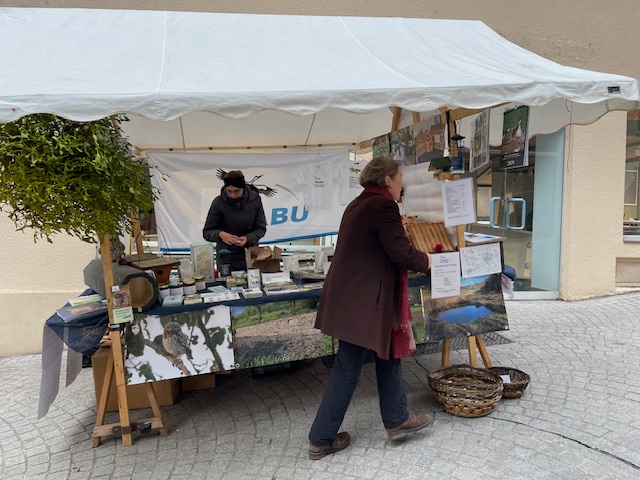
[0, 114, 158, 242]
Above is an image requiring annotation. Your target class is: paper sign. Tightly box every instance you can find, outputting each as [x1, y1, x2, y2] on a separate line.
[459, 243, 502, 278]
[441, 177, 476, 227]
[430, 252, 461, 299]
[111, 284, 134, 324]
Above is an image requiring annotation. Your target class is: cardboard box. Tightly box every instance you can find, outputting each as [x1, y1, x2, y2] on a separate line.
[181, 373, 217, 391]
[245, 246, 282, 273]
[92, 346, 179, 412]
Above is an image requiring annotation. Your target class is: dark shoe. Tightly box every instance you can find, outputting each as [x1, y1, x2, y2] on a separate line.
[386, 413, 434, 441]
[308, 432, 351, 460]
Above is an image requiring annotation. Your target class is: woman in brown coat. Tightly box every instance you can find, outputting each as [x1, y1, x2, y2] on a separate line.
[308, 156, 433, 460]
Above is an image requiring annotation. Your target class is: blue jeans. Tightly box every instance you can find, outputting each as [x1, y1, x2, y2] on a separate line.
[308, 340, 409, 446]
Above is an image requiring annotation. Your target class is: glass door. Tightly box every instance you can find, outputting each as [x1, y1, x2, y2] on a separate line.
[469, 131, 564, 298]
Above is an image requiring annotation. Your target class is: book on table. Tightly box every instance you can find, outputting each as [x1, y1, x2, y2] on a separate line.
[184, 293, 203, 305]
[263, 281, 300, 295]
[262, 271, 301, 295]
[56, 300, 108, 323]
[66, 293, 105, 307]
[242, 287, 264, 298]
[162, 295, 184, 307]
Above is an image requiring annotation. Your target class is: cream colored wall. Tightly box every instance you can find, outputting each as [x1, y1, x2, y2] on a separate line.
[0, 0, 638, 354]
[0, 216, 96, 355]
[560, 111, 629, 300]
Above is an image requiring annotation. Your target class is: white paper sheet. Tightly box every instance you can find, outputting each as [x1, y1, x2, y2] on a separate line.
[441, 178, 476, 227]
[459, 243, 502, 278]
[430, 252, 461, 299]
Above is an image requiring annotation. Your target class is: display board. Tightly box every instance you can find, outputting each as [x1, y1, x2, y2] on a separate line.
[124, 305, 235, 385]
[148, 151, 362, 248]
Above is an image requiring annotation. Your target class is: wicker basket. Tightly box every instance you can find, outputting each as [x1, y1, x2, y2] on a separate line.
[486, 366, 530, 399]
[427, 364, 503, 417]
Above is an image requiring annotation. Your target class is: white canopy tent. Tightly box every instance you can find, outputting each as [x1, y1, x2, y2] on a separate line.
[0, 7, 638, 150]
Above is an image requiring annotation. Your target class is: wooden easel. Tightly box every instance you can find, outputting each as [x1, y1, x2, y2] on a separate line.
[91, 218, 168, 446]
[443, 108, 493, 369]
[389, 108, 495, 369]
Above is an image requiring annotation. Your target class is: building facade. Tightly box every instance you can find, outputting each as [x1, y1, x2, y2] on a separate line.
[1, 0, 638, 354]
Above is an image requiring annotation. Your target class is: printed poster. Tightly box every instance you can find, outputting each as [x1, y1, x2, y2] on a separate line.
[470, 109, 491, 172]
[441, 177, 476, 227]
[124, 305, 235, 384]
[501, 105, 530, 169]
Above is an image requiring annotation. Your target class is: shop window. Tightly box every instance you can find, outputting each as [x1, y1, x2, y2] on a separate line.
[624, 110, 640, 239]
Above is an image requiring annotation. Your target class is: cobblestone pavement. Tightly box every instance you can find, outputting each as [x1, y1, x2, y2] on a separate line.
[2, 293, 640, 479]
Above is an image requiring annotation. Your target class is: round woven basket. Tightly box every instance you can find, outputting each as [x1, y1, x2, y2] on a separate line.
[486, 366, 530, 399]
[427, 364, 503, 417]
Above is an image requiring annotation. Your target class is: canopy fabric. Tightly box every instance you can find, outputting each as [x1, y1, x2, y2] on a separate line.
[0, 7, 638, 149]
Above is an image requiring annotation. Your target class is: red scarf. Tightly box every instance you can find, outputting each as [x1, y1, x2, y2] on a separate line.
[364, 186, 416, 358]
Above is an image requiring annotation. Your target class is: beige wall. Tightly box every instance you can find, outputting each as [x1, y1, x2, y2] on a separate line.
[0, 217, 95, 355]
[1, 1, 638, 353]
[560, 111, 629, 300]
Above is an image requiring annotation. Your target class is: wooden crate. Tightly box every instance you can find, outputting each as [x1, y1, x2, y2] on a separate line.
[406, 221, 455, 253]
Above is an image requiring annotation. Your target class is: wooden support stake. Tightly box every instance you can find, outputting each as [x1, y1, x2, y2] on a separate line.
[130, 208, 144, 256]
[467, 336, 478, 367]
[391, 107, 402, 132]
[477, 337, 492, 368]
[92, 347, 114, 448]
[144, 383, 169, 437]
[92, 233, 168, 447]
[98, 234, 133, 446]
[441, 339, 451, 367]
[440, 335, 492, 368]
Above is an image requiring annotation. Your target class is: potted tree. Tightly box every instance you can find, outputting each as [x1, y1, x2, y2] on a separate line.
[0, 113, 161, 446]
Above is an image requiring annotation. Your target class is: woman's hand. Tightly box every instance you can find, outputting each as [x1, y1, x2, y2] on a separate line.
[219, 231, 240, 246]
[219, 231, 248, 247]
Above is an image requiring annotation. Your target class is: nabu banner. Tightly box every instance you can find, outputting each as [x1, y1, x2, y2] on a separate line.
[148, 151, 363, 250]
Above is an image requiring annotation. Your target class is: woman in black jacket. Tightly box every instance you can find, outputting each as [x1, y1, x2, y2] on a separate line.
[202, 170, 267, 271]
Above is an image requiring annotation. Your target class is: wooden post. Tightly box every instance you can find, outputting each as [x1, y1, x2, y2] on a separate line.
[95, 233, 133, 446]
[391, 107, 402, 133]
[130, 208, 144, 256]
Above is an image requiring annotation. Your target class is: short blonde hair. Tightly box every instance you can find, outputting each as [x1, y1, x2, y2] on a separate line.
[359, 155, 400, 188]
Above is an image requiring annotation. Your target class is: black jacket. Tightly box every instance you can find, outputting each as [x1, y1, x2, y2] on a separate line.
[202, 185, 267, 270]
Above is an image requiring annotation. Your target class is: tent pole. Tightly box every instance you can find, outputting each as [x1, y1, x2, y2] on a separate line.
[130, 208, 144, 256]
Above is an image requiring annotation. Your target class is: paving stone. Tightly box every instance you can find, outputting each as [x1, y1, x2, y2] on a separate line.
[4, 293, 640, 478]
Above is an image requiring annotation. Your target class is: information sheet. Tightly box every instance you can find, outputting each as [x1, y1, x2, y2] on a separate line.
[459, 243, 502, 278]
[441, 177, 476, 227]
[430, 252, 461, 299]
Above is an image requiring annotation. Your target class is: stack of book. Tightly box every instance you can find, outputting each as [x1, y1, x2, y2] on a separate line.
[184, 293, 203, 305]
[56, 299, 108, 323]
[201, 291, 241, 303]
[262, 272, 300, 296]
[162, 295, 183, 307]
[242, 287, 264, 298]
[299, 282, 324, 292]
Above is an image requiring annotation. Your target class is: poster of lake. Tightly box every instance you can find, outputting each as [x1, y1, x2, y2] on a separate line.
[421, 273, 508, 341]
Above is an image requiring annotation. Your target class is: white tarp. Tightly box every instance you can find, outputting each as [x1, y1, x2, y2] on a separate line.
[0, 8, 637, 150]
[147, 151, 361, 249]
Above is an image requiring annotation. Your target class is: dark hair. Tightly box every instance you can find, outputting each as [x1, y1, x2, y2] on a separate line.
[359, 155, 400, 188]
[224, 170, 244, 179]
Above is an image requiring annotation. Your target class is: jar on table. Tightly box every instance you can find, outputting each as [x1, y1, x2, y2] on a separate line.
[183, 278, 197, 295]
[194, 274, 206, 292]
[169, 281, 183, 296]
[158, 283, 171, 300]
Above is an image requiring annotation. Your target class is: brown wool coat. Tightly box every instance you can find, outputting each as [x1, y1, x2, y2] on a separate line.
[315, 191, 431, 360]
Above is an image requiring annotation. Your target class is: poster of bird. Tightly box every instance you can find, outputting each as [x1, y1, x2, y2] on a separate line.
[500, 105, 530, 169]
[123, 305, 235, 385]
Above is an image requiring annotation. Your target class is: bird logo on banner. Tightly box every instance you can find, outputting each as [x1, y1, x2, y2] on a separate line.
[216, 168, 278, 197]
